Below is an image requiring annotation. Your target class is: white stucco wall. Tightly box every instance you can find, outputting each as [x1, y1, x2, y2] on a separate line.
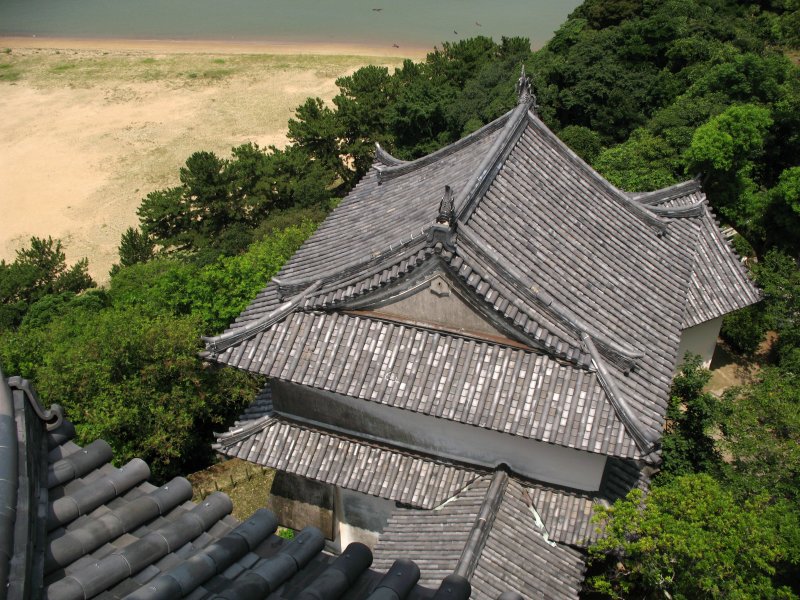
[273, 381, 607, 492]
[331, 488, 395, 552]
[676, 316, 723, 368]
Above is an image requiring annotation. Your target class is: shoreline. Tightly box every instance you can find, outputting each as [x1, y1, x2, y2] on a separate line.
[0, 35, 430, 59]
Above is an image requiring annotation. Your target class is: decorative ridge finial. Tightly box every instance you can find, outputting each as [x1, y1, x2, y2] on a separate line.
[437, 185, 455, 225]
[515, 64, 537, 111]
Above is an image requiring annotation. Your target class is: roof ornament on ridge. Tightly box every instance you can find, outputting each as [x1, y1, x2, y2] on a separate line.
[437, 184, 456, 225]
[428, 185, 457, 252]
[515, 64, 537, 112]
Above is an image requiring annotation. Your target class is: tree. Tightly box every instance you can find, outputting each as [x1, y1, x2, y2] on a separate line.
[287, 97, 343, 177]
[763, 167, 800, 253]
[0, 304, 260, 482]
[332, 65, 397, 182]
[657, 354, 720, 482]
[558, 125, 604, 163]
[587, 474, 798, 599]
[685, 103, 773, 222]
[0, 237, 94, 329]
[717, 367, 800, 506]
[114, 227, 155, 274]
[594, 129, 678, 191]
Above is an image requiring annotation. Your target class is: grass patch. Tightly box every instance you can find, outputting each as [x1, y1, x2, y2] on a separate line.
[50, 62, 79, 73]
[0, 47, 404, 90]
[201, 68, 234, 79]
[0, 63, 21, 81]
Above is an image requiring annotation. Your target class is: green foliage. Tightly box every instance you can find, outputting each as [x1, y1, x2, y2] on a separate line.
[717, 367, 800, 506]
[594, 129, 679, 191]
[686, 104, 773, 173]
[588, 474, 798, 599]
[751, 250, 800, 362]
[0, 306, 259, 481]
[657, 354, 720, 482]
[0, 237, 94, 329]
[557, 125, 604, 163]
[721, 304, 767, 355]
[184, 221, 317, 333]
[137, 145, 331, 258]
[763, 167, 800, 253]
[113, 227, 155, 275]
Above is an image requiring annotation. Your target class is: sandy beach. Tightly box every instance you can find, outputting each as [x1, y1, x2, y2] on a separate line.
[0, 37, 423, 280]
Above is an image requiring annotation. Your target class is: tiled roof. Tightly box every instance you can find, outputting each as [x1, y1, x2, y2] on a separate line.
[0, 371, 483, 600]
[630, 181, 760, 328]
[372, 472, 587, 600]
[215, 405, 484, 510]
[212, 313, 640, 458]
[205, 78, 759, 464]
[526, 458, 650, 547]
[219, 386, 650, 550]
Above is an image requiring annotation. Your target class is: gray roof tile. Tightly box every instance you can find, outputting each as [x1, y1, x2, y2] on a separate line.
[214, 311, 639, 458]
[631, 183, 760, 328]
[372, 473, 586, 600]
[215, 408, 484, 509]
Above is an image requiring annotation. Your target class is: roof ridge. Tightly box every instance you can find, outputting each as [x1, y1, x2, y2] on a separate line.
[273, 230, 431, 297]
[456, 103, 530, 224]
[374, 142, 407, 167]
[374, 114, 510, 184]
[0, 370, 18, 596]
[649, 201, 706, 218]
[630, 178, 702, 205]
[527, 115, 669, 236]
[455, 470, 508, 580]
[580, 334, 659, 455]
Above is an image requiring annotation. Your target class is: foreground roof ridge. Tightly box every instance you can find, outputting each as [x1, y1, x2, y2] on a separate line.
[0, 368, 16, 595]
[455, 470, 508, 580]
[2, 373, 488, 600]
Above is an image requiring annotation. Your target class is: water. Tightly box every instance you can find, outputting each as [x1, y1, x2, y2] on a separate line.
[0, 0, 580, 49]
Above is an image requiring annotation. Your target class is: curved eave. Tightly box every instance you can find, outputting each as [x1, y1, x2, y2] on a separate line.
[374, 142, 407, 167]
[629, 178, 703, 205]
[375, 112, 511, 184]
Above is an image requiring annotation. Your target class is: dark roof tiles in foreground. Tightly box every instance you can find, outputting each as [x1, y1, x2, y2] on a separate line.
[1, 371, 480, 600]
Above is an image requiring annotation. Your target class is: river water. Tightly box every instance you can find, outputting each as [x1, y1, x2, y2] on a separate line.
[0, 0, 581, 49]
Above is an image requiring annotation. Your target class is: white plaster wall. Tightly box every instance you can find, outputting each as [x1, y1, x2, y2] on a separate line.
[677, 316, 723, 368]
[331, 488, 395, 551]
[275, 382, 607, 491]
